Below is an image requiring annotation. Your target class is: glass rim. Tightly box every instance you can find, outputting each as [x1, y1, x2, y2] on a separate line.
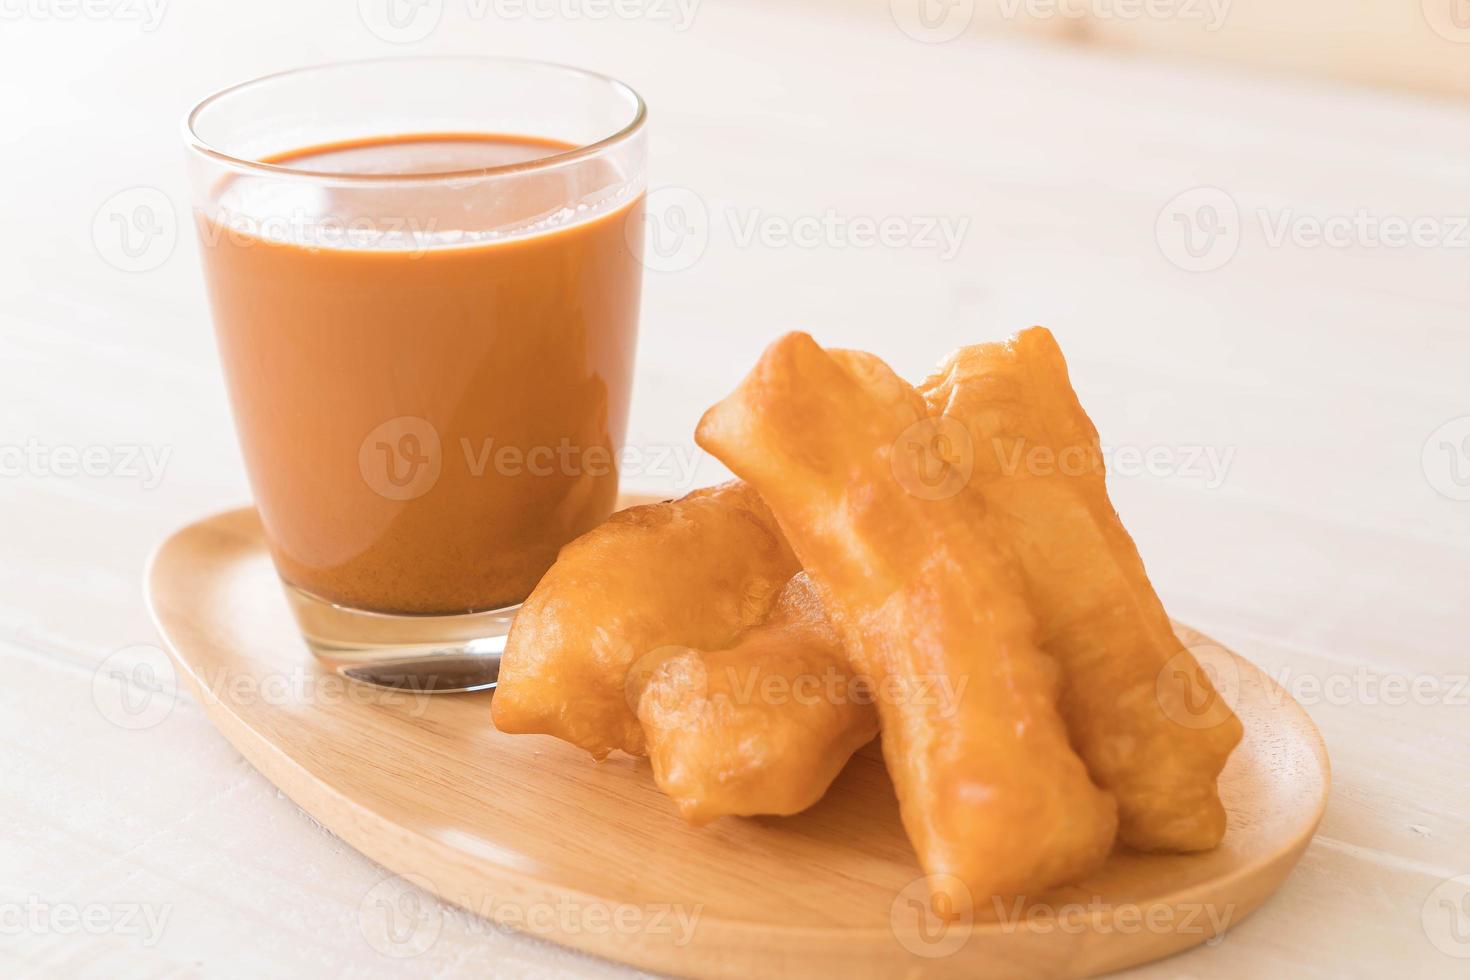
[182, 55, 647, 184]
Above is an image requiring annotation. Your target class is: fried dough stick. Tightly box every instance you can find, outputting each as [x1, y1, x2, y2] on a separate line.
[638, 572, 878, 823]
[492, 481, 800, 758]
[493, 481, 877, 821]
[634, 353, 896, 821]
[919, 327, 1242, 851]
[697, 333, 1117, 902]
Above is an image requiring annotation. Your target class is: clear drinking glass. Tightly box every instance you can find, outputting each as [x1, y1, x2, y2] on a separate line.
[183, 57, 647, 691]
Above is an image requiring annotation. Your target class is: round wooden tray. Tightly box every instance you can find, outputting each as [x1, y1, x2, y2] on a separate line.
[145, 504, 1329, 979]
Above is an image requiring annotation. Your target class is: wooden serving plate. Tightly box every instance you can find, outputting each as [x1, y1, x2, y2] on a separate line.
[146, 503, 1329, 979]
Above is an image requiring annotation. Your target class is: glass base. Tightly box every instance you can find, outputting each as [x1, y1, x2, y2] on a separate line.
[284, 584, 515, 693]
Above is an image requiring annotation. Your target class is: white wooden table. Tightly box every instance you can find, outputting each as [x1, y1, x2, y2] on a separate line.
[3, 2, 1468, 977]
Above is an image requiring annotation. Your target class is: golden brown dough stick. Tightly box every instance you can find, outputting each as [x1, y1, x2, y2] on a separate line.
[492, 481, 799, 759]
[697, 332, 1117, 903]
[918, 327, 1242, 851]
[638, 572, 878, 824]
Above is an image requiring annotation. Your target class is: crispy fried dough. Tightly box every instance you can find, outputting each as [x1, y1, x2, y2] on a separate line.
[638, 572, 878, 824]
[918, 327, 1242, 851]
[697, 332, 1117, 902]
[491, 481, 800, 759]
